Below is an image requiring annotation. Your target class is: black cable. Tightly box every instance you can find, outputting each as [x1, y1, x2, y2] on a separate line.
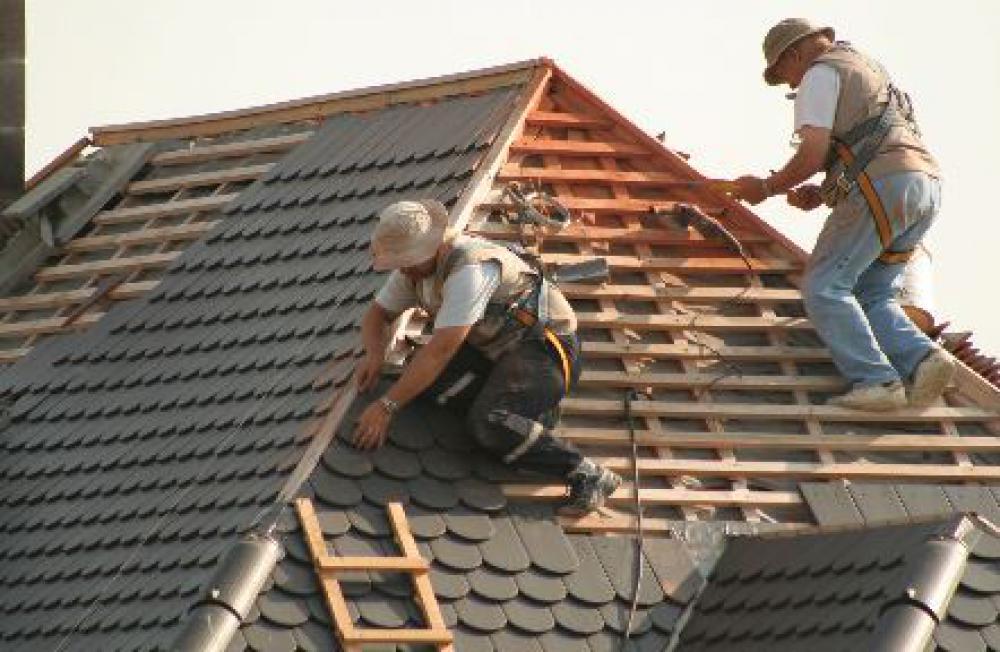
[621, 388, 645, 647]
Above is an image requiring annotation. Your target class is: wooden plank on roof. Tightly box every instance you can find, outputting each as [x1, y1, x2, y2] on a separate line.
[580, 341, 830, 361]
[0, 312, 103, 338]
[0, 349, 31, 364]
[0, 281, 157, 311]
[149, 132, 313, 165]
[93, 194, 237, 226]
[471, 223, 767, 245]
[574, 311, 812, 331]
[525, 111, 613, 129]
[557, 428, 1000, 452]
[561, 283, 801, 303]
[127, 163, 273, 195]
[578, 370, 844, 392]
[35, 252, 178, 282]
[542, 252, 798, 273]
[504, 484, 803, 507]
[560, 397, 996, 422]
[558, 514, 811, 534]
[595, 457, 1000, 482]
[63, 223, 218, 253]
[498, 164, 677, 185]
[509, 138, 650, 157]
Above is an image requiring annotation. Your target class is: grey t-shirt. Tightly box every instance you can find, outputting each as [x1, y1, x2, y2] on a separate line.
[375, 261, 502, 330]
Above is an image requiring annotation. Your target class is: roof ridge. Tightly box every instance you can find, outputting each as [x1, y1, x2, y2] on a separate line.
[90, 58, 551, 147]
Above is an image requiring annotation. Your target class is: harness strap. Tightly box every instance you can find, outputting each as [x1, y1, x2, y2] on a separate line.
[512, 308, 573, 395]
[832, 141, 914, 265]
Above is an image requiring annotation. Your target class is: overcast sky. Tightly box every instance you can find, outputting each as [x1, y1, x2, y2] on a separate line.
[26, 0, 1000, 354]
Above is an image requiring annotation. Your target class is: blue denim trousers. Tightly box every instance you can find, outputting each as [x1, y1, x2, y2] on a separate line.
[802, 171, 942, 388]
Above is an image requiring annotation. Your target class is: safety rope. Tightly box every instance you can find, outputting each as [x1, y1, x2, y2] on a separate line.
[621, 388, 645, 646]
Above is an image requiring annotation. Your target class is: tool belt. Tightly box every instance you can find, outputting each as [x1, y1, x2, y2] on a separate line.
[821, 84, 920, 265]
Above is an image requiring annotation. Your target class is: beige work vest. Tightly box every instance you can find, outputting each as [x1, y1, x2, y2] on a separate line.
[415, 235, 577, 359]
[816, 44, 940, 203]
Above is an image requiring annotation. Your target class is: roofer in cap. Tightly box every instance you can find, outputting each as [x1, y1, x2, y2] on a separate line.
[352, 199, 621, 513]
[729, 18, 956, 411]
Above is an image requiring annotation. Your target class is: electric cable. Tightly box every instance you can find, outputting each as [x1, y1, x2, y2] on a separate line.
[621, 388, 645, 648]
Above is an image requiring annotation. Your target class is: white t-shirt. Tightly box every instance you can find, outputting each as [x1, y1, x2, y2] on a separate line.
[794, 64, 840, 133]
[375, 261, 502, 330]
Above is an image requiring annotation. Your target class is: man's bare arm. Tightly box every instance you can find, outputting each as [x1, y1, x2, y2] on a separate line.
[383, 324, 472, 407]
[766, 125, 832, 193]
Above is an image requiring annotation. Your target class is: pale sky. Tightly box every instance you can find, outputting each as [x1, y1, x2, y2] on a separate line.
[26, 0, 1000, 355]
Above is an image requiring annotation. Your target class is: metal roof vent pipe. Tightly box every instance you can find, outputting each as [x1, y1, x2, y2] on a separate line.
[170, 532, 283, 652]
[0, 0, 25, 211]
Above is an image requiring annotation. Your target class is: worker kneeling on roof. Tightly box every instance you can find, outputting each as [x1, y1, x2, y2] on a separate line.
[730, 18, 956, 411]
[353, 199, 621, 513]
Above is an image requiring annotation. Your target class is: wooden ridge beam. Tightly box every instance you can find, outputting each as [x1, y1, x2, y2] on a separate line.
[595, 457, 1000, 482]
[504, 484, 803, 507]
[525, 111, 613, 129]
[0, 312, 103, 338]
[560, 397, 997, 422]
[128, 163, 273, 195]
[63, 222, 219, 253]
[579, 370, 844, 392]
[0, 281, 158, 312]
[93, 194, 237, 226]
[542, 252, 798, 273]
[581, 341, 830, 362]
[509, 138, 650, 157]
[574, 311, 812, 331]
[471, 222, 767, 245]
[561, 283, 801, 303]
[150, 132, 312, 166]
[35, 253, 179, 282]
[557, 427, 1000, 452]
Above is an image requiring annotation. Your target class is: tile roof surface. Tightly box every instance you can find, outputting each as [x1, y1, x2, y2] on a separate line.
[0, 84, 521, 652]
[677, 514, 995, 652]
[803, 482, 1000, 652]
[236, 389, 702, 652]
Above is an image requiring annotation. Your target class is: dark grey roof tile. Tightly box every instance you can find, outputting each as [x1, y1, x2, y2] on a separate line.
[420, 448, 473, 481]
[354, 592, 410, 629]
[934, 621, 988, 652]
[431, 534, 484, 572]
[539, 630, 590, 652]
[242, 620, 298, 652]
[515, 569, 567, 604]
[456, 477, 507, 513]
[800, 483, 863, 527]
[948, 592, 999, 628]
[894, 483, 953, 518]
[290, 620, 336, 652]
[407, 475, 458, 511]
[491, 627, 544, 651]
[358, 474, 409, 507]
[430, 566, 470, 601]
[346, 501, 392, 538]
[370, 445, 422, 481]
[563, 536, 616, 605]
[443, 506, 495, 543]
[406, 505, 447, 540]
[468, 567, 518, 602]
[270, 558, 319, 598]
[847, 483, 908, 523]
[588, 536, 662, 606]
[640, 537, 703, 605]
[509, 506, 579, 575]
[552, 599, 605, 636]
[455, 594, 507, 632]
[502, 598, 555, 635]
[453, 626, 494, 652]
[598, 602, 652, 636]
[257, 591, 311, 628]
[961, 558, 1000, 593]
[479, 515, 531, 573]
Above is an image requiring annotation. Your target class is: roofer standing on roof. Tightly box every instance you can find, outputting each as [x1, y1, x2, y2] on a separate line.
[352, 199, 621, 513]
[730, 18, 956, 411]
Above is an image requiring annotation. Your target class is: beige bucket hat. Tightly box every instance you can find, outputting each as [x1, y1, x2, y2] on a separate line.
[370, 199, 452, 271]
[762, 18, 835, 85]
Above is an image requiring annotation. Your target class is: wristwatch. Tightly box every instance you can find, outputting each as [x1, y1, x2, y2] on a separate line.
[378, 396, 400, 415]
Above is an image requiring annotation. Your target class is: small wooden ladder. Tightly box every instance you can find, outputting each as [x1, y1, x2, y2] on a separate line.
[295, 497, 454, 651]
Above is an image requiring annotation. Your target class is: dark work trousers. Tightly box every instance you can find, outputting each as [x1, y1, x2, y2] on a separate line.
[418, 332, 585, 480]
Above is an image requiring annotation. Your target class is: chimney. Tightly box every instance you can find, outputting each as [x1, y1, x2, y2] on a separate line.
[0, 0, 25, 210]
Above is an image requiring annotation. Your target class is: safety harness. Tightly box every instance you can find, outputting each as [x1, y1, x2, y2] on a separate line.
[439, 240, 574, 394]
[823, 83, 923, 265]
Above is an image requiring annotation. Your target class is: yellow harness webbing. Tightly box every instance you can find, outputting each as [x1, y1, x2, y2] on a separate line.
[512, 308, 573, 394]
[832, 141, 914, 265]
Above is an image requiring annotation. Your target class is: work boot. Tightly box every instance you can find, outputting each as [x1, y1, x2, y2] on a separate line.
[563, 459, 622, 514]
[909, 346, 957, 407]
[827, 381, 907, 411]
